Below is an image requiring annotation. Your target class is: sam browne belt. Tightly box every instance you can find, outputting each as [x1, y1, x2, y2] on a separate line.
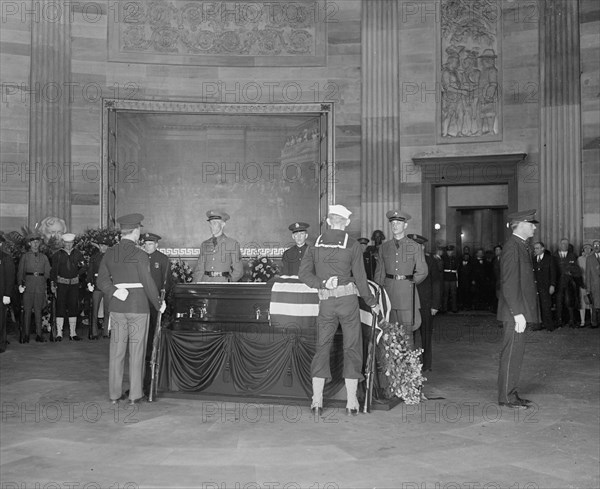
[386, 274, 414, 280]
[204, 271, 230, 277]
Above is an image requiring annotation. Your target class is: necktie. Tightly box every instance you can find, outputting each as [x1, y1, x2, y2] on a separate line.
[212, 237, 218, 247]
[538, 255, 541, 262]
[395, 239, 399, 249]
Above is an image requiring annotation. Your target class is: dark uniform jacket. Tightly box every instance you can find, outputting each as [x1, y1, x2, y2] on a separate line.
[87, 251, 106, 287]
[374, 236, 428, 310]
[18, 251, 51, 293]
[147, 250, 172, 293]
[533, 250, 556, 292]
[417, 253, 442, 311]
[281, 244, 308, 276]
[442, 254, 459, 282]
[0, 250, 15, 299]
[497, 234, 540, 323]
[50, 248, 86, 283]
[192, 234, 243, 282]
[97, 239, 161, 314]
[298, 229, 376, 307]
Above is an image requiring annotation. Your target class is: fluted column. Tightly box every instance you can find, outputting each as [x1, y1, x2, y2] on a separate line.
[29, 0, 72, 228]
[361, 0, 400, 236]
[539, 0, 582, 246]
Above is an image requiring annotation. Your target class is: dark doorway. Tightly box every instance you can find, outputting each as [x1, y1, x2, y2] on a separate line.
[456, 208, 507, 253]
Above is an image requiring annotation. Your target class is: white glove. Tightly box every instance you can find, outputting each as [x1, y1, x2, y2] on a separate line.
[514, 314, 526, 333]
[431, 308, 438, 316]
[87, 283, 94, 293]
[325, 276, 338, 290]
[370, 304, 380, 315]
[18, 285, 25, 294]
[159, 301, 167, 314]
[113, 288, 129, 301]
[2, 296, 10, 305]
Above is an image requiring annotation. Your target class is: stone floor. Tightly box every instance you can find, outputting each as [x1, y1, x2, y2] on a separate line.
[1, 313, 598, 489]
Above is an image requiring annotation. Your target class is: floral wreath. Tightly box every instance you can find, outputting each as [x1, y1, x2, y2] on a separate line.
[248, 256, 278, 282]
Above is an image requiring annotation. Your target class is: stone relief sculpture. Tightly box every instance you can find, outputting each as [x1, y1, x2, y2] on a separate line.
[439, 0, 501, 142]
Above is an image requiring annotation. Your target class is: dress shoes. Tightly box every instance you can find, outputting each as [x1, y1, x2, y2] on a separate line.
[110, 394, 127, 405]
[345, 408, 359, 416]
[310, 406, 323, 416]
[129, 396, 146, 405]
[499, 401, 529, 409]
[515, 393, 532, 405]
[69, 335, 81, 341]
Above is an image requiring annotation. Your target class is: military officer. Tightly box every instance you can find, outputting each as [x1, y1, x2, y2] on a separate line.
[374, 211, 428, 336]
[497, 210, 540, 409]
[97, 213, 165, 405]
[442, 245, 459, 313]
[50, 233, 86, 341]
[1, 231, 15, 352]
[17, 234, 51, 343]
[140, 232, 173, 394]
[299, 205, 379, 416]
[192, 210, 243, 282]
[281, 222, 309, 276]
[86, 236, 112, 339]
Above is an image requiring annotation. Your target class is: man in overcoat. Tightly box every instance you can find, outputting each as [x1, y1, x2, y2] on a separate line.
[585, 240, 600, 328]
[532, 241, 557, 331]
[497, 210, 540, 409]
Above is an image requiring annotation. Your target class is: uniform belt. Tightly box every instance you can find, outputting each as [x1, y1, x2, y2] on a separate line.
[57, 276, 79, 285]
[444, 269, 458, 273]
[318, 283, 357, 300]
[204, 271, 230, 277]
[386, 274, 413, 280]
[26, 272, 45, 277]
[115, 283, 143, 289]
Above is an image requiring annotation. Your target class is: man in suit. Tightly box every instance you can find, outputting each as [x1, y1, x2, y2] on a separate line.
[192, 210, 243, 283]
[140, 232, 173, 395]
[497, 210, 540, 409]
[0, 231, 15, 353]
[532, 241, 557, 331]
[553, 238, 580, 328]
[442, 245, 459, 313]
[375, 211, 428, 336]
[281, 222, 309, 276]
[86, 236, 112, 339]
[408, 234, 441, 372]
[457, 250, 472, 310]
[97, 214, 165, 405]
[585, 240, 600, 328]
[299, 204, 379, 416]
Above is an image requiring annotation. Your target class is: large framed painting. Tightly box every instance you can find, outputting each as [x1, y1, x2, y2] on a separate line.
[437, 0, 503, 143]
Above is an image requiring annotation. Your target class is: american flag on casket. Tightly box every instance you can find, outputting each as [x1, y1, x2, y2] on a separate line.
[270, 276, 391, 341]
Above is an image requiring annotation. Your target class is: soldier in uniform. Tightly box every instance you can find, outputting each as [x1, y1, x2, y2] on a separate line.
[299, 204, 379, 416]
[50, 233, 86, 341]
[97, 214, 165, 405]
[17, 234, 51, 343]
[193, 210, 243, 283]
[374, 211, 428, 338]
[281, 222, 309, 276]
[442, 245, 459, 313]
[1, 231, 15, 353]
[86, 236, 112, 339]
[140, 232, 172, 394]
[497, 210, 539, 409]
[408, 234, 441, 372]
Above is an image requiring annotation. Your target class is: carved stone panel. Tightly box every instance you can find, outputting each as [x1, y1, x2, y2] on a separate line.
[108, 0, 327, 66]
[437, 0, 502, 143]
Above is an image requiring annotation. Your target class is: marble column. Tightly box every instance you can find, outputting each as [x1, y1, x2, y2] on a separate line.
[361, 0, 401, 237]
[539, 0, 582, 246]
[28, 0, 72, 228]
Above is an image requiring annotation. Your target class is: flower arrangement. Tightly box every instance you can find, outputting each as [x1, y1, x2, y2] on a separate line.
[377, 320, 426, 405]
[170, 259, 194, 284]
[248, 256, 278, 282]
[74, 228, 120, 263]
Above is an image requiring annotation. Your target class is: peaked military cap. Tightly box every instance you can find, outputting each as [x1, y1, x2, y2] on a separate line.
[328, 204, 352, 219]
[357, 237, 370, 245]
[407, 233, 428, 245]
[507, 209, 539, 224]
[140, 232, 161, 243]
[117, 213, 144, 229]
[386, 210, 412, 222]
[206, 210, 230, 222]
[62, 233, 76, 243]
[288, 222, 309, 233]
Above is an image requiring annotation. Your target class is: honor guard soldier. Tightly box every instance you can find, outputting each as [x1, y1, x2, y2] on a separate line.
[299, 204, 379, 416]
[193, 210, 243, 282]
[86, 236, 112, 339]
[281, 222, 310, 276]
[442, 244, 459, 313]
[140, 232, 173, 394]
[50, 233, 86, 341]
[497, 210, 539, 409]
[374, 211, 428, 336]
[1, 231, 16, 352]
[17, 234, 51, 343]
[97, 213, 165, 405]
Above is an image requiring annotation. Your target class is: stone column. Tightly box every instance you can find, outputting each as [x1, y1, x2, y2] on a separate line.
[361, 0, 401, 236]
[539, 0, 582, 246]
[28, 0, 72, 228]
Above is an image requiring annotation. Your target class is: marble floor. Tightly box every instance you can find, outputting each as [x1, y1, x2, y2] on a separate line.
[1, 313, 598, 489]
